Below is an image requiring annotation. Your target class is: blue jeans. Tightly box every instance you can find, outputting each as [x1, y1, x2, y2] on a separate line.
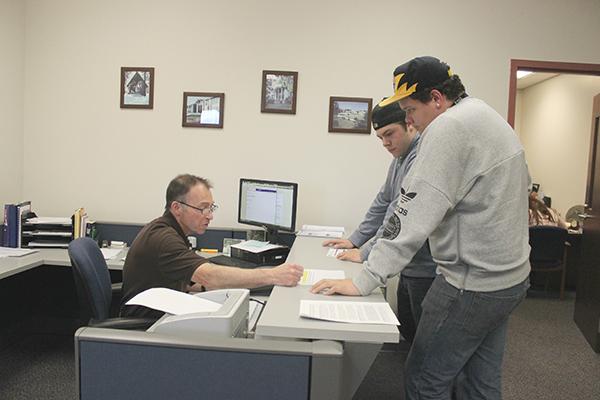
[405, 275, 529, 400]
[397, 275, 435, 343]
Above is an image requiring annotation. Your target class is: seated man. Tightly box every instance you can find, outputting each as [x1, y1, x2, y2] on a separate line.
[120, 174, 304, 318]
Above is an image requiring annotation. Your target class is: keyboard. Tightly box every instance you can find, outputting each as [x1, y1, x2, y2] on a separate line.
[209, 255, 258, 269]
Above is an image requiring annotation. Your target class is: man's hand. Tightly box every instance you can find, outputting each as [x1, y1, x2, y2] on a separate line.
[310, 279, 361, 296]
[337, 248, 362, 263]
[322, 238, 355, 249]
[269, 263, 304, 286]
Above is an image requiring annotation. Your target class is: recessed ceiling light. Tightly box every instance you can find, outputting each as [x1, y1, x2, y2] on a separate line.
[517, 70, 533, 79]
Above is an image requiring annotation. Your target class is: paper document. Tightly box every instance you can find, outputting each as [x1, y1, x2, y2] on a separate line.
[230, 240, 284, 254]
[126, 288, 221, 315]
[100, 248, 122, 260]
[25, 217, 72, 225]
[299, 300, 400, 325]
[297, 224, 345, 238]
[326, 248, 346, 257]
[300, 269, 345, 285]
[0, 247, 38, 258]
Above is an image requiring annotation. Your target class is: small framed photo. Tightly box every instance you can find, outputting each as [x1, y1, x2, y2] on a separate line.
[261, 70, 298, 114]
[120, 67, 154, 109]
[182, 92, 225, 128]
[328, 96, 373, 134]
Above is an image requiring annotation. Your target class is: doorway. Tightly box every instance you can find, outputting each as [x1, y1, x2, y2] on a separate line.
[507, 59, 600, 352]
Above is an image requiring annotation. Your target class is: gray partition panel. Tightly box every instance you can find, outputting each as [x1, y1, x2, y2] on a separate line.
[79, 340, 310, 400]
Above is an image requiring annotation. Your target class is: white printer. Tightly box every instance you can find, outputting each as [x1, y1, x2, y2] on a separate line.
[147, 289, 250, 339]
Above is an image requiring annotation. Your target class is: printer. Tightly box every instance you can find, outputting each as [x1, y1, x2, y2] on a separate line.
[147, 289, 249, 339]
[230, 242, 290, 265]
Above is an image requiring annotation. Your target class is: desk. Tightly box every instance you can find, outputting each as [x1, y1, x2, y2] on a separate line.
[2, 241, 396, 399]
[0, 248, 125, 281]
[0, 249, 125, 341]
[256, 236, 399, 399]
[257, 236, 398, 343]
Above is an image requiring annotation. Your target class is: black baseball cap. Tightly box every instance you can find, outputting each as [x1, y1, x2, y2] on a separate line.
[372, 99, 406, 130]
[379, 56, 453, 107]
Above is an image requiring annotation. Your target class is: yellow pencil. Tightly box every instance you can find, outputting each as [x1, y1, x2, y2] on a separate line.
[200, 248, 218, 253]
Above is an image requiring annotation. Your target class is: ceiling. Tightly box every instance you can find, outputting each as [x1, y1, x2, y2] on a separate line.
[517, 72, 560, 90]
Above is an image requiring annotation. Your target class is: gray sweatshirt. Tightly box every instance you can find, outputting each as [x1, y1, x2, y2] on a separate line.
[348, 135, 437, 278]
[353, 97, 531, 294]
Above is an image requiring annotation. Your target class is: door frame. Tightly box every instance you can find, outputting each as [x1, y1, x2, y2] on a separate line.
[507, 59, 600, 202]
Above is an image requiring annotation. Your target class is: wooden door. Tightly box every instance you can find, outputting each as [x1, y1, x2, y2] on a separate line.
[575, 93, 600, 352]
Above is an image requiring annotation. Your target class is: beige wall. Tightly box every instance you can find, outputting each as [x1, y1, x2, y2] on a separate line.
[0, 0, 24, 206]
[13, 0, 600, 230]
[518, 75, 600, 216]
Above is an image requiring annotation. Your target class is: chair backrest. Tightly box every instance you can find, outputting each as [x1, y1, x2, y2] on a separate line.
[528, 226, 568, 264]
[68, 237, 112, 322]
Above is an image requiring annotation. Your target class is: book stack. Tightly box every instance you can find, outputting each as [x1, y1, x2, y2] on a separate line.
[72, 207, 88, 240]
[2, 201, 33, 248]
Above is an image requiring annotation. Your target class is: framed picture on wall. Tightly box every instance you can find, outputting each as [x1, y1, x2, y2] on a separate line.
[328, 96, 373, 134]
[182, 92, 225, 128]
[261, 70, 298, 114]
[120, 67, 155, 109]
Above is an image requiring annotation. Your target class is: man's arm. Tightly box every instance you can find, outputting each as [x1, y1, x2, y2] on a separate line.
[192, 262, 304, 291]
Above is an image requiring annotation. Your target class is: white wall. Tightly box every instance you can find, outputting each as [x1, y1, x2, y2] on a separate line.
[16, 0, 600, 230]
[0, 0, 24, 206]
[518, 75, 600, 216]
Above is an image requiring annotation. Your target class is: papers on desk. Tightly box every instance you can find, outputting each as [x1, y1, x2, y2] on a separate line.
[100, 248, 122, 260]
[126, 288, 221, 315]
[299, 300, 400, 325]
[326, 248, 346, 258]
[0, 247, 38, 258]
[299, 269, 345, 285]
[297, 225, 345, 238]
[230, 240, 285, 253]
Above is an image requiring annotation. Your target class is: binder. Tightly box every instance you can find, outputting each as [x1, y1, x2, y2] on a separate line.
[2, 204, 9, 247]
[17, 201, 32, 248]
[4, 204, 18, 248]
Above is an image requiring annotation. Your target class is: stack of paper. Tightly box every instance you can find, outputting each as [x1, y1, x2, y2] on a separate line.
[296, 225, 345, 238]
[230, 240, 285, 254]
[0, 247, 38, 258]
[299, 300, 399, 325]
[299, 269, 345, 285]
[126, 287, 221, 315]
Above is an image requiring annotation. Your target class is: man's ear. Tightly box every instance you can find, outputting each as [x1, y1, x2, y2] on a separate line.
[430, 89, 444, 104]
[170, 201, 181, 216]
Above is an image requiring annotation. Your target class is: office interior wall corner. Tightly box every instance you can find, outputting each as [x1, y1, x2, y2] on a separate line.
[0, 0, 25, 205]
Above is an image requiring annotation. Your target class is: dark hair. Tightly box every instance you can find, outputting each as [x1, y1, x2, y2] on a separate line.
[165, 174, 212, 210]
[409, 74, 466, 103]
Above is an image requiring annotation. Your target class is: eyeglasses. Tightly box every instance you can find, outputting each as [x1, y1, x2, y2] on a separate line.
[177, 201, 219, 216]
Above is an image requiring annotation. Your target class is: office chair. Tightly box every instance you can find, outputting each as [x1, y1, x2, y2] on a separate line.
[528, 226, 569, 300]
[68, 237, 155, 329]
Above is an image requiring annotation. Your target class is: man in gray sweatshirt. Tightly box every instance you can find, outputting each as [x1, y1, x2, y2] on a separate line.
[322, 101, 437, 343]
[312, 56, 530, 400]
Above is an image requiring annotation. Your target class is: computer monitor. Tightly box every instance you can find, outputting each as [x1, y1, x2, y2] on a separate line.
[238, 178, 298, 244]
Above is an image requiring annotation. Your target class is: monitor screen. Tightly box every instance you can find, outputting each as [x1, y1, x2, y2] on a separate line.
[238, 178, 298, 234]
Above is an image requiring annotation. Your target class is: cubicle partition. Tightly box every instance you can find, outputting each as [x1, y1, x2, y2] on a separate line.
[75, 327, 343, 400]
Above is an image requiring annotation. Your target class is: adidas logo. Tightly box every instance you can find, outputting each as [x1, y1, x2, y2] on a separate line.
[400, 187, 417, 203]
